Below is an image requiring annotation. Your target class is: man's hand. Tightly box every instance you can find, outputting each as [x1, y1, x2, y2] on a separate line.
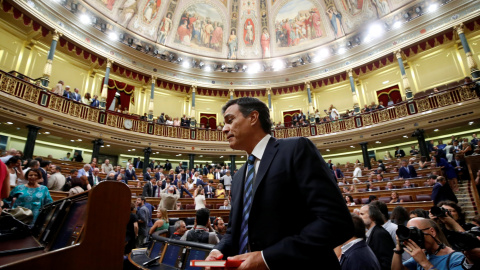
[205, 250, 224, 270]
[403, 240, 433, 270]
[228, 251, 268, 270]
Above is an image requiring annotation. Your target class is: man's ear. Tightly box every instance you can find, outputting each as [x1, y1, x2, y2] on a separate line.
[249, 111, 260, 126]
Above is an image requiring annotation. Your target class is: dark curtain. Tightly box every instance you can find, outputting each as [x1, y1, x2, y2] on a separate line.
[102, 77, 135, 111]
[283, 110, 300, 127]
[200, 113, 217, 129]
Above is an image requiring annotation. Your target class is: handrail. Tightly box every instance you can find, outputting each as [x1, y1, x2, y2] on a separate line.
[0, 69, 478, 141]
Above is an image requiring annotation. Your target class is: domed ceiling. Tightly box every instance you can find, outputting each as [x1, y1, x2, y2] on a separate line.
[84, 0, 413, 59]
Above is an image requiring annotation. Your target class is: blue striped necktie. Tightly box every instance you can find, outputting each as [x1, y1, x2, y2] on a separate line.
[239, 154, 255, 254]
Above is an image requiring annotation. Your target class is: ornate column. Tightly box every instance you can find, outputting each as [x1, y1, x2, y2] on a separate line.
[148, 75, 156, 121]
[230, 155, 236, 171]
[23, 125, 41, 160]
[41, 30, 62, 87]
[189, 154, 195, 170]
[359, 142, 371, 170]
[229, 89, 235, 100]
[454, 23, 480, 80]
[347, 69, 360, 113]
[143, 147, 152, 174]
[190, 85, 197, 127]
[394, 50, 413, 100]
[100, 59, 114, 109]
[305, 81, 314, 115]
[91, 139, 104, 162]
[267, 88, 272, 109]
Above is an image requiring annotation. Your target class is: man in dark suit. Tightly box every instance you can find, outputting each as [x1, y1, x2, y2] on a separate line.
[142, 177, 155, 197]
[339, 214, 381, 270]
[144, 167, 152, 182]
[72, 88, 82, 102]
[213, 168, 223, 180]
[63, 86, 72, 99]
[206, 97, 353, 269]
[90, 95, 99, 108]
[204, 180, 216, 198]
[431, 176, 457, 205]
[331, 165, 344, 181]
[148, 160, 155, 170]
[450, 154, 468, 180]
[164, 160, 172, 171]
[175, 163, 183, 174]
[394, 146, 405, 158]
[125, 164, 137, 180]
[398, 160, 417, 179]
[203, 165, 209, 176]
[88, 168, 102, 186]
[135, 157, 143, 169]
[359, 204, 395, 270]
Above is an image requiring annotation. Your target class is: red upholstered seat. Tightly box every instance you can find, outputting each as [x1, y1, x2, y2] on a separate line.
[415, 194, 431, 201]
[399, 195, 413, 202]
[354, 198, 361, 205]
[379, 197, 391, 203]
[361, 198, 370, 204]
[216, 204, 223, 209]
[205, 204, 213, 209]
[185, 204, 195, 210]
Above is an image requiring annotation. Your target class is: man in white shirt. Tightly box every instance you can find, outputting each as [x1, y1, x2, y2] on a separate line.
[220, 170, 232, 196]
[353, 164, 362, 177]
[48, 165, 66, 191]
[77, 164, 91, 178]
[52, 80, 64, 95]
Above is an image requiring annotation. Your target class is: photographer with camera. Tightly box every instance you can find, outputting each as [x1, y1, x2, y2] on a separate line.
[392, 218, 465, 270]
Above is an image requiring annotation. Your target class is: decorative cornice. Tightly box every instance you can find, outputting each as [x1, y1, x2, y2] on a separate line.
[454, 23, 465, 35]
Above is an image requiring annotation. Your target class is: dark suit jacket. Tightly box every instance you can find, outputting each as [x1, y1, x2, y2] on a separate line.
[87, 174, 101, 186]
[395, 149, 406, 157]
[432, 182, 458, 205]
[450, 160, 468, 179]
[125, 169, 137, 180]
[164, 162, 172, 171]
[213, 171, 223, 180]
[144, 172, 152, 182]
[214, 137, 353, 269]
[332, 168, 344, 180]
[398, 165, 417, 179]
[143, 181, 153, 197]
[204, 185, 216, 198]
[90, 99, 99, 108]
[340, 240, 381, 270]
[135, 161, 143, 169]
[63, 90, 72, 99]
[175, 166, 182, 174]
[366, 225, 395, 270]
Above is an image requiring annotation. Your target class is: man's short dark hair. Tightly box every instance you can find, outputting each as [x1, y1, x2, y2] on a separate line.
[370, 201, 388, 222]
[368, 205, 385, 226]
[28, 159, 39, 168]
[428, 174, 438, 180]
[352, 214, 366, 238]
[140, 196, 146, 203]
[196, 208, 210, 226]
[70, 169, 78, 174]
[209, 180, 213, 184]
[55, 166, 62, 172]
[67, 152, 70, 155]
[40, 160, 51, 167]
[221, 97, 272, 134]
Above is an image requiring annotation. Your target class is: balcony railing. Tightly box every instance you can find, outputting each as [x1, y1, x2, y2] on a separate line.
[0, 69, 478, 141]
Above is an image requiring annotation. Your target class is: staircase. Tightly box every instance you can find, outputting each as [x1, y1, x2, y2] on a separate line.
[455, 180, 478, 222]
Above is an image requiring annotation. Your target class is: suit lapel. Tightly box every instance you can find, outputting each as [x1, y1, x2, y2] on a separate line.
[232, 165, 246, 212]
[252, 138, 279, 196]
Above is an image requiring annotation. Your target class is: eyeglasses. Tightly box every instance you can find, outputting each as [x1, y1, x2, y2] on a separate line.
[418, 227, 432, 231]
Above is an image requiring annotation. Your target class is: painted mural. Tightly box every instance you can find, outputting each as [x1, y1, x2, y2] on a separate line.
[274, 0, 327, 48]
[174, 3, 225, 53]
[80, 0, 415, 59]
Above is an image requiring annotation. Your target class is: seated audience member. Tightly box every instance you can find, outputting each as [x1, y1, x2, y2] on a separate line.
[399, 160, 417, 179]
[338, 214, 382, 270]
[376, 174, 384, 182]
[8, 169, 53, 224]
[47, 165, 66, 191]
[391, 206, 410, 226]
[149, 208, 169, 235]
[219, 199, 231, 210]
[176, 201, 182, 210]
[125, 164, 137, 181]
[170, 220, 187, 240]
[338, 179, 349, 186]
[409, 145, 419, 155]
[332, 165, 344, 181]
[352, 178, 361, 184]
[431, 176, 457, 205]
[69, 175, 92, 195]
[215, 183, 226, 198]
[88, 168, 101, 186]
[180, 208, 219, 244]
[402, 179, 415, 189]
[409, 209, 427, 219]
[204, 180, 216, 199]
[345, 195, 356, 206]
[390, 192, 403, 203]
[159, 186, 180, 210]
[425, 175, 437, 187]
[366, 182, 378, 191]
[213, 217, 227, 241]
[359, 204, 395, 270]
[391, 218, 464, 270]
[368, 195, 378, 204]
[385, 181, 394, 190]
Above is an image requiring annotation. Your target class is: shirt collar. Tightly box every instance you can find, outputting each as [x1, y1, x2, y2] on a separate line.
[341, 238, 363, 254]
[366, 226, 374, 239]
[250, 134, 271, 161]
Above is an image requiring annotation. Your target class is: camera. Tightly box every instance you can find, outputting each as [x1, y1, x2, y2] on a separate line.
[444, 227, 480, 251]
[396, 225, 425, 249]
[430, 206, 450, 218]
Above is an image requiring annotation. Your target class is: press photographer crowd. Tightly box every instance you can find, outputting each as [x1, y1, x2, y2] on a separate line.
[339, 198, 480, 270]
